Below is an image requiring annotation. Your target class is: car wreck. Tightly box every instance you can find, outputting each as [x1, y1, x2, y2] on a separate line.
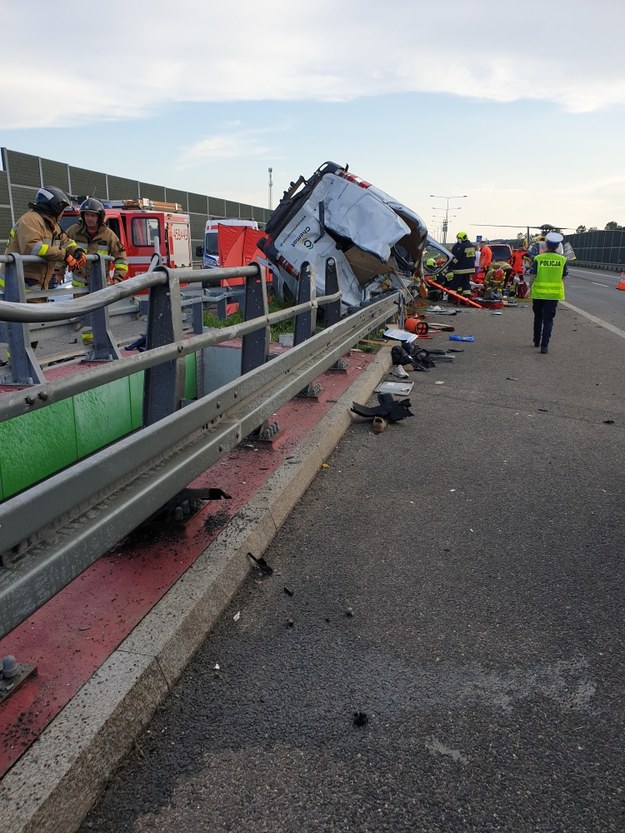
[258, 161, 452, 313]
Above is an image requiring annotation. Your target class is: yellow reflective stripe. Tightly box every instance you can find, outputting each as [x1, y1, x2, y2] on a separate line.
[9, 228, 15, 238]
[97, 248, 108, 256]
[32, 241, 49, 256]
[66, 241, 78, 251]
[71, 278, 87, 287]
[115, 262, 128, 272]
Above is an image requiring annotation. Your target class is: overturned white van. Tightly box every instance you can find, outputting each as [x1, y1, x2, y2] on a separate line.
[258, 161, 451, 312]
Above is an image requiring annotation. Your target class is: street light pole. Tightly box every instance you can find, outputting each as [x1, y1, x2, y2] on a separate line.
[432, 213, 458, 243]
[430, 194, 468, 246]
[268, 167, 274, 210]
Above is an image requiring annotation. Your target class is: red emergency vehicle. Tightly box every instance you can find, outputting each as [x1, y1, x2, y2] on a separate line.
[61, 198, 193, 279]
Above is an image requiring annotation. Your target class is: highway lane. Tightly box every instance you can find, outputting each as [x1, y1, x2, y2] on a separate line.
[77, 281, 625, 833]
[564, 265, 625, 330]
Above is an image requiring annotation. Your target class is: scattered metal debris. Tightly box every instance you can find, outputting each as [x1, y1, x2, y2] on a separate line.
[247, 552, 274, 576]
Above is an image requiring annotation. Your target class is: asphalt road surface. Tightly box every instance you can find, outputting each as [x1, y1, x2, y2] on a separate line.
[565, 266, 625, 329]
[79, 294, 625, 833]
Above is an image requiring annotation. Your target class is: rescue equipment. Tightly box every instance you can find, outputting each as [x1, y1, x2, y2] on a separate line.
[424, 277, 483, 308]
[404, 317, 429, 335]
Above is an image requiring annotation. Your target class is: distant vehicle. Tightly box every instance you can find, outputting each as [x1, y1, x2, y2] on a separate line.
[487, 242, 513, 263]
[60, 198, 193, 279]
[197, 218, 259, 268]
[258, 161, 451, 312]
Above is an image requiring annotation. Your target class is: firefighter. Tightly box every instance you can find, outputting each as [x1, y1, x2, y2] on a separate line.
[447, 231, 476, 298]
[483, 266, 504, 299]
[65, 197, 128, 288]
[483, 260, 513, 298]
[422, 257, 444, 301]
[1, 186, 86, 301]
[530, 232, 568, 354]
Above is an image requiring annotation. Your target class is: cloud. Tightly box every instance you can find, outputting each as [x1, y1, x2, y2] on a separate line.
[3, 0, 624, 130]
[177, 128, 273, 167]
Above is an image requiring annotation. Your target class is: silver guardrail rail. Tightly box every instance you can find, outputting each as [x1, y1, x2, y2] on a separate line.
[0, 253, 401, 638]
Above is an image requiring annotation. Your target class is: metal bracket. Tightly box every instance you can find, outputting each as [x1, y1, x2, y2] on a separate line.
[296, 382, 323, 399]
[247, 419, 281, 443]
[0, 658, 37, 704]
[327, 357, 349, 373]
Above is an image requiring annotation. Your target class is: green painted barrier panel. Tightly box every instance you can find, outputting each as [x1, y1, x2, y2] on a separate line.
[184, 352, 197, 401]
[0, 398, 77, 498]
[0, 355, 198, 501]
[74, 377, 135, 458]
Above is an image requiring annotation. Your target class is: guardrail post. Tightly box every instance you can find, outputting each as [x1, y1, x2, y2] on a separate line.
[190, 297, 204, 334]
[83, 256, 123, 361]
[323, 258, 348, 373]
[0, 254, 45, 386]
[295, 262, 323, 398]
[323, 257, 341, 327]
[241, 266, 276, 439]
[294, 261, 315, 345]
[241, 265, 269, 375]
[142, 267, 186, 426]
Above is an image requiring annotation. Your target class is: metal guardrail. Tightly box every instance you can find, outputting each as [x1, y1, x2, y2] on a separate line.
[0, 254, 401, 638]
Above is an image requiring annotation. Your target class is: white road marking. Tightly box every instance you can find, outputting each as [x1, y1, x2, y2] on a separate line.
[561, 300, 625, 339]
[591, 281, 609, 287]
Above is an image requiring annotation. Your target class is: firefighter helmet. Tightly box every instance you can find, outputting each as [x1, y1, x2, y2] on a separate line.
[456, 231, 468, 240]
[80, 197, 105, 226]
[32, 186, 71, 218]
[425, 257, 436, 268]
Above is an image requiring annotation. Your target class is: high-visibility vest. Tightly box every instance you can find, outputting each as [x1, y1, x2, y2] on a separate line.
[531, 252, 567, 300]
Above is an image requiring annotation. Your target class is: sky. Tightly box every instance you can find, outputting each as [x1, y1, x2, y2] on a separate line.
[2, 0, 624, 241]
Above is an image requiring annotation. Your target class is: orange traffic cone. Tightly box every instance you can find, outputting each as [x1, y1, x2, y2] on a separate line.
[617, 272, 625, 291]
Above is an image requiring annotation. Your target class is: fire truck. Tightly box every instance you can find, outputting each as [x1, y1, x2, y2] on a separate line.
[60, 198, 193, 279]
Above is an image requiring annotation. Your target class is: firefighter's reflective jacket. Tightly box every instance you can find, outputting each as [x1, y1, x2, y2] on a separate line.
[2, 209, 79, 290]
[65, 221, 128, 285]
[450, 238, 477, 274]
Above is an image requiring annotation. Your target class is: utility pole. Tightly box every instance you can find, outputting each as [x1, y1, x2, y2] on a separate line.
[430, 194, 468, 246]
[268, 168, 273, 210]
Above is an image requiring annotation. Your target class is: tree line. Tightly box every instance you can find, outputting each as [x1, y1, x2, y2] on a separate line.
[575, 221, 622, 233]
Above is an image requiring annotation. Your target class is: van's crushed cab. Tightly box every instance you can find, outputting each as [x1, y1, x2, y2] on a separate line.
[258, 161, 451, 313]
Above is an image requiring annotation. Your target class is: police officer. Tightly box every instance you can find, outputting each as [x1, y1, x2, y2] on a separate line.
[65, 197, 128, 287]
[2, 186, 86, 300]
[530, 231, 568, 354]
[448, 231, 476, 297]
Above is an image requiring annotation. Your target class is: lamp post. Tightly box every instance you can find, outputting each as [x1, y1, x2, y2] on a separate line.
[430, 194, 468, 246]
[268, 167, 274, 210]
[432, 212, 458, 243]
